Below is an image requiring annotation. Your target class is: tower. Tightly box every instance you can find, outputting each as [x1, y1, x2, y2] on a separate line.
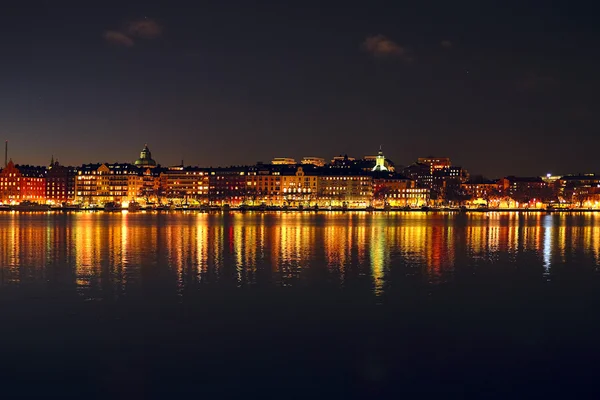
[372, 145, 388, 172]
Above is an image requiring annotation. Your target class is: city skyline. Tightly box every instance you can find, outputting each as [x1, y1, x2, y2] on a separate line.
[0, 140, 591, 180]
[0, 2, 598, 177]
[4, 140, 600, 211]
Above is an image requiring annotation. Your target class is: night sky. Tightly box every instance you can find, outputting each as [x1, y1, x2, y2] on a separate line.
[0, 1, 598, 178]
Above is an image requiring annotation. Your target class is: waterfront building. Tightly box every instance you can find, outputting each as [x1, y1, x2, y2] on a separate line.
[246, 165, 283, 206]
[138, 167, 162, 204]
[433, 166, 469, 202]
[556, 174, 600, 203]
[46, 159, 76, 204]
[318, 171, 373, 208]
[0, 161, 21, 202]
[280, 166, 318, 206]
[246, 165, 319, 207]
[119, 165, 144, 202]
[17, 164, 46, 202]
[75, 163, 143, 205]
[75, 163, 101, 204]
[74, 146, 160, 205]
[572, 186, 600, 208]
[159, 165, 209, 205]
[461, 180, 502, 199]
[373, 177, 429, 207]
[0, 160, 46, 203]
[208, 167, 248, 206]
[499, 176, 553, 205]
[403, 158, 468, 202]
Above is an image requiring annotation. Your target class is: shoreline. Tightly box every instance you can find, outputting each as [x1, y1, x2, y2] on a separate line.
[0, 207, 596, 213]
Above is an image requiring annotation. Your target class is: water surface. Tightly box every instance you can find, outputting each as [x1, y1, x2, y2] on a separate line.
[1, 212, 600, 398]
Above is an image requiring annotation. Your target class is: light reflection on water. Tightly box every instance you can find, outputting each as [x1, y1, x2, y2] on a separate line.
[2, 212, 600, 299]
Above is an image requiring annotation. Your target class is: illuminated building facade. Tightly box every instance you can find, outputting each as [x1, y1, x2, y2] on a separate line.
[75, 163, 143, 205]
[499, 176, 553, 204]
[209, 167, 247, 205]
[139, 167, 161, 203]
[245, 165, 319, 206]
[557, 174, 600, 203]
[280, 167, 318, 206]
[461, 180, 502, 199]
[0, 160, 46, 203]
[246, 167, 282, 205]
[403, 158, 468, 202]
[0, 161, 20, 202]
[46, 160, 76, 204]
[14, 145, 600, 209]
[572, 186, 600, 207]
[417, 157, 452, 174]
[17, 165, 47, 202]
[373, 177, 429, 206]
[318, 173, 373, 207]
[74, 146, 159, 205]
[301, 157, 326, 167]
[160, 166, 210, 204]
[271, 158, 296, 165]
[74, 163, 100, 203]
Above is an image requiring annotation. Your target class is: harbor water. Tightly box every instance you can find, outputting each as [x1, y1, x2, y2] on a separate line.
[1, 211, 600, 398]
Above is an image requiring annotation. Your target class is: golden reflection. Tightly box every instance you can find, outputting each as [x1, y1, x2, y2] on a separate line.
[543, 214, 552, 273]
[195, 219, 208, 278]
[2, 212, 600, 298]
[369, 222, 386, 294]
[558, 224, 567, 264]
[324, 221, 350, 274]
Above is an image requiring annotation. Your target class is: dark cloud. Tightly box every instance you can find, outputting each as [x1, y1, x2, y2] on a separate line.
[441, 40, 453, 49]
[126, 18, 163, 39]
[362, 34, 412, 61]
[103, 31, 134, 47]
[103, 18, 162, 48]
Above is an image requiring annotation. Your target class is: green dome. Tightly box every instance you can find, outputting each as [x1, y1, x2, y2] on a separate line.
[134, 144, 157, 167]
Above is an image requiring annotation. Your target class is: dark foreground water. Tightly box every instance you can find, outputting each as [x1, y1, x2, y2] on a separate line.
[2, 212, 600, 398]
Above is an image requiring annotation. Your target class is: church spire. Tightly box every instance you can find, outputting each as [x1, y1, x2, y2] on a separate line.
[372, 145, 388, 172]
